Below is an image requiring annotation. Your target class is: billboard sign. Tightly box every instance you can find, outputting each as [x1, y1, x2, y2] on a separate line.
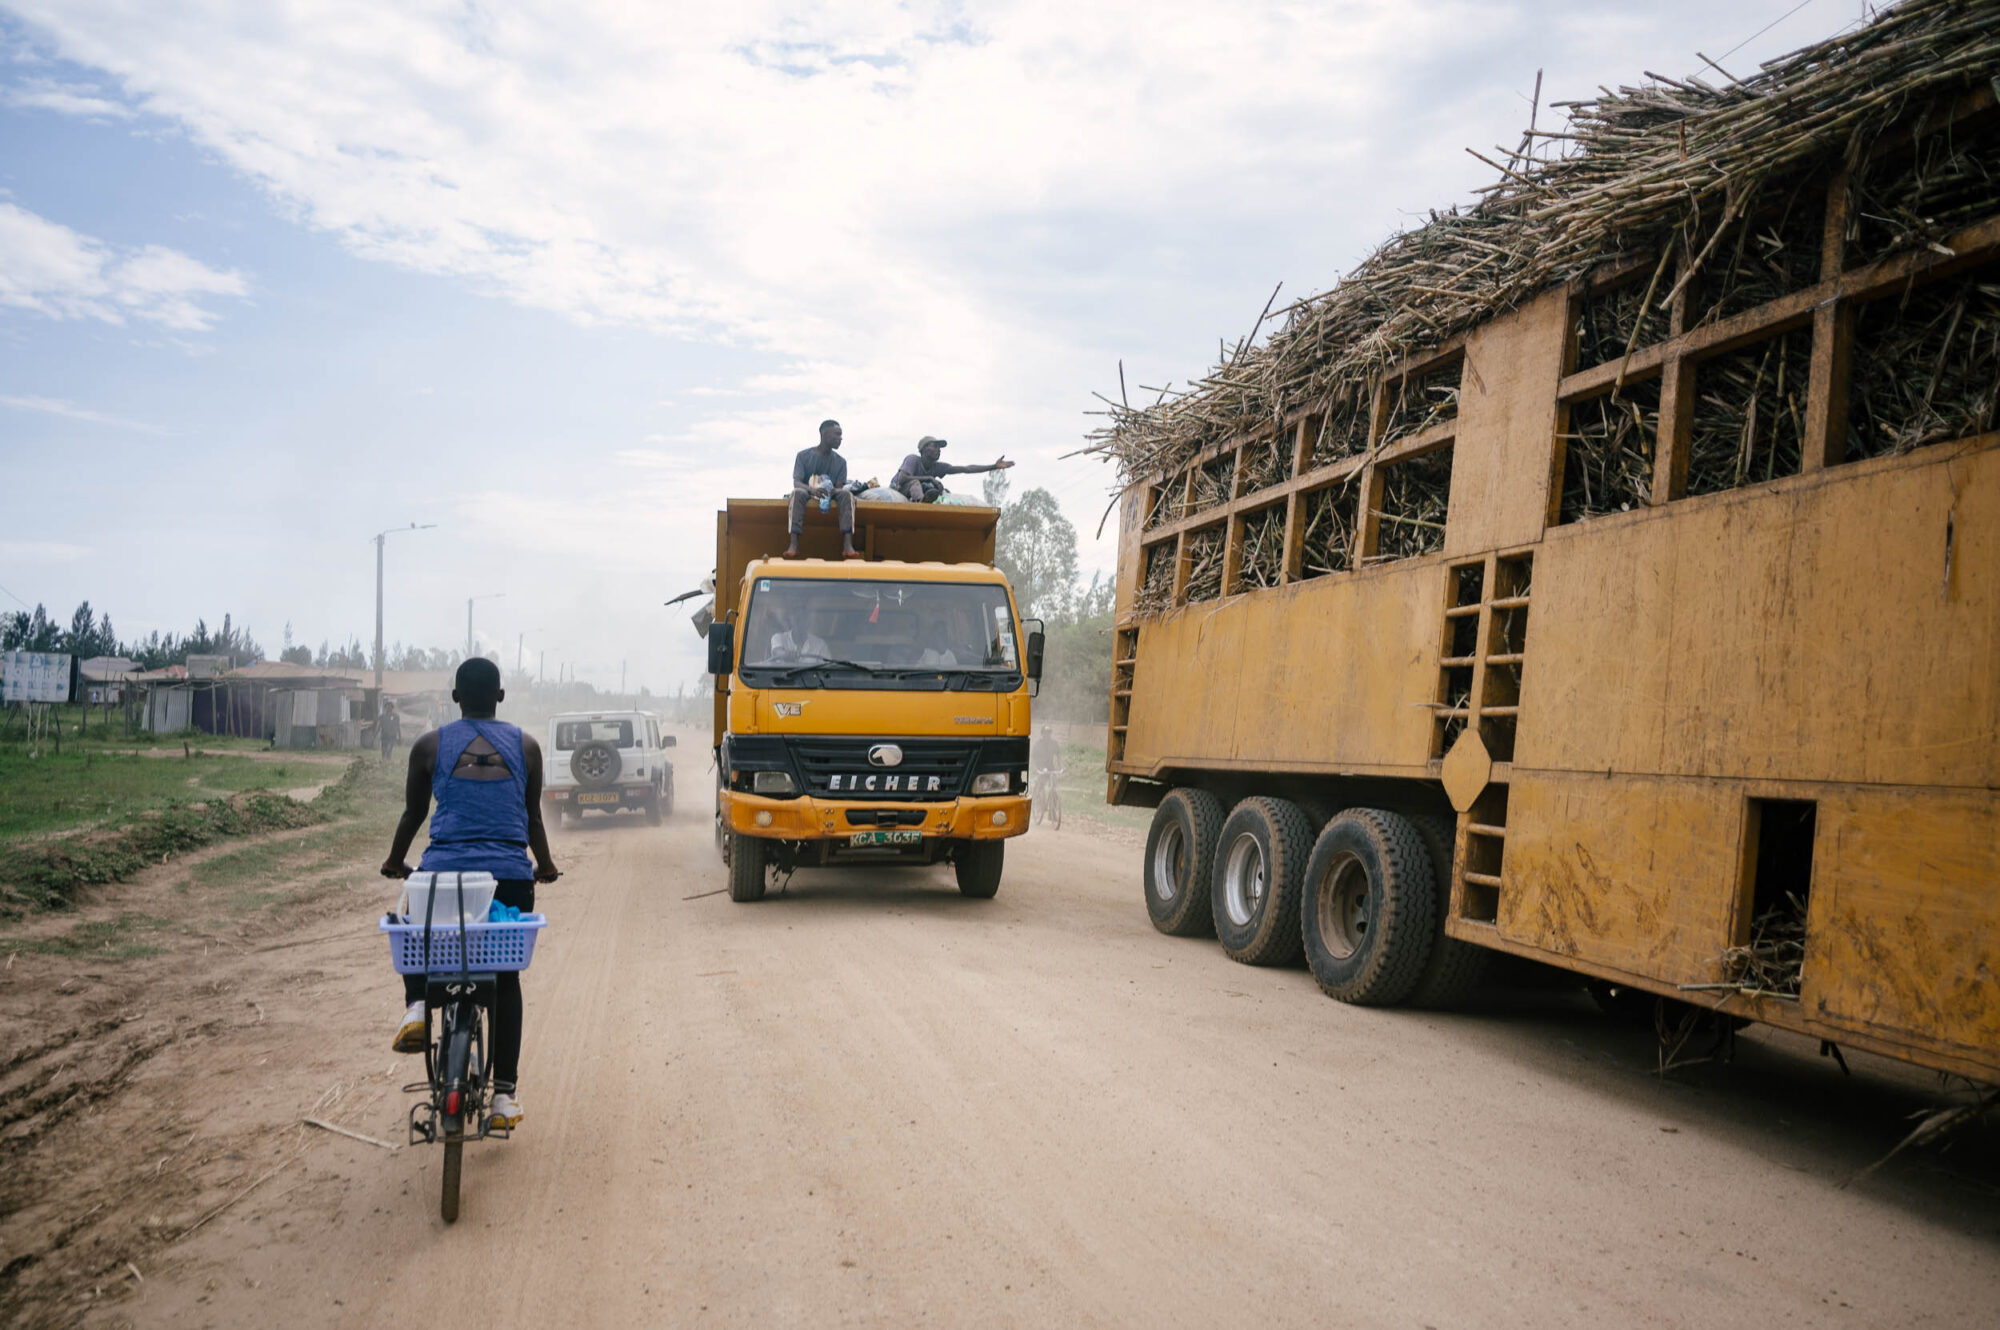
[2, 651, 73, 703]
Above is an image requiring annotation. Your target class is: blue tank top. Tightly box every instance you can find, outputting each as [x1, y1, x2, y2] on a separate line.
[419, 718, 534, 879]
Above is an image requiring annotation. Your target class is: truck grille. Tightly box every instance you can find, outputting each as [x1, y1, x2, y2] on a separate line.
[790, 739, 975, 801]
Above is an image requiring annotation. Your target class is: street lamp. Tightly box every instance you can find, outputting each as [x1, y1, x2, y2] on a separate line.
[516, 627, 544, 681]
[466, 593, 506, 661]
[374, 523, 435, 694]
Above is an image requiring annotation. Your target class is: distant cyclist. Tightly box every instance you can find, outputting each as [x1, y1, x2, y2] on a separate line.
[380, 658, 559, 1131]
[1032, 724, 1065, 827]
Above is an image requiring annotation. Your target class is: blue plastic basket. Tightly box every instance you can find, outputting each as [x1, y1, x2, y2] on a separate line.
[381, 913, 546, 975]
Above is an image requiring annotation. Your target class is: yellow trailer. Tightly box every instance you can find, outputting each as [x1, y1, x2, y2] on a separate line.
[1100, 6, 2000, 1082]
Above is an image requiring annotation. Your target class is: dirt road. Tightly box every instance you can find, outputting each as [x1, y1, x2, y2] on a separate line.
[8, 788, 1998, 1329]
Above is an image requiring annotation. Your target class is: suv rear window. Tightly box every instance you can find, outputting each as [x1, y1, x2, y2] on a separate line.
[556, 720, 635, 749]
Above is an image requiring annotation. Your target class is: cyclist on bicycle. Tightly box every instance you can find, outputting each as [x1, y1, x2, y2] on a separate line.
[380, 657, 558, 1130]
[1032, 724, 1065, 822]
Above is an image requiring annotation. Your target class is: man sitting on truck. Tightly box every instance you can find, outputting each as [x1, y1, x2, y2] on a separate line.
[786, 419, 860, 559]
[890, 435, 1014, 503]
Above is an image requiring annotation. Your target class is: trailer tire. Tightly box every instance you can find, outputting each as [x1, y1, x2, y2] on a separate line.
[955, 841, 1004, 898]
[1144, 788, 1225, 937]
[1406, 813, 1489, 1010]
[1300, 808, 1436, 1006]
[1211, 797, 1313, 965]
[727, 832, 767, 902]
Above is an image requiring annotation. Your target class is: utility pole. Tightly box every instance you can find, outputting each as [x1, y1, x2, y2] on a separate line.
[374, 523, 435, 694]
[465, 592, 505, 661]
[620, 659, 626, 701]
[538, 650, 545, 684]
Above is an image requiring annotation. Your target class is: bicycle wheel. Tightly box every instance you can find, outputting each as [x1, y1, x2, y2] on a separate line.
[439, 1009, 474, 1224]
[1050, 788, 1062, 830]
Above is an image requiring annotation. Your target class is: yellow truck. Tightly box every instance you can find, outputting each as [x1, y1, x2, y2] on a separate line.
[1099, 16, 1999, 1084]
[707, 499, 1042, 901]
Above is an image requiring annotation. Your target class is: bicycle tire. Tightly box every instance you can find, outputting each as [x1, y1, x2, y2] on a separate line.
[439, 1012, 474, 1224]
[441, 1137, 463, 1223]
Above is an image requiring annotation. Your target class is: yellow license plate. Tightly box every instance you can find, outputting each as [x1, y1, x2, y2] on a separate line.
[577, 792, 621, 805]
[849, 830, 921, 846]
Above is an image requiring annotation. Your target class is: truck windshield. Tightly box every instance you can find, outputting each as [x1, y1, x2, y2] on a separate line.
[740, 577, 1020, 688]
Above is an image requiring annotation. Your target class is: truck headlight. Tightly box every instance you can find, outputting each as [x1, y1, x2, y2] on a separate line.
[971, 772, 1008, 795]
[753, 770, 797, 795]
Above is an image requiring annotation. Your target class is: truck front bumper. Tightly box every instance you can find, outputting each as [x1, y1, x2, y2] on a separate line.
[721, 790, 1030, 841]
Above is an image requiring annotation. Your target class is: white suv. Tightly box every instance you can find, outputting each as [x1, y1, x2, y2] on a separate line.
[543, 711, 676, 826]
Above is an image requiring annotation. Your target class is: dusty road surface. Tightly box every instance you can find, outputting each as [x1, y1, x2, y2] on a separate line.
[5, 777, 1997, 1329]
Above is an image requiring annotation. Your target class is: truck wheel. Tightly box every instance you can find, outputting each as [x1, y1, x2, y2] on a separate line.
[1211, 797, 1312, 966]
[1143, 788, 1224, 937]
[645, 792, 663, 826]
[661, 775, 675, 817]
[1300, 808, 1436, 1006]
[1406, 813, 1488, 1009]
[727, 832, 767, 902]
[955, 841, 1004, 898]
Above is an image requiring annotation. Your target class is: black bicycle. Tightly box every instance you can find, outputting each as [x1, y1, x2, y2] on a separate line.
[382, 874, 549, 1223]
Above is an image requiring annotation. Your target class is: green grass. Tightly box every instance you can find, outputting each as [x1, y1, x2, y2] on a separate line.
[0, 745, 313, 841]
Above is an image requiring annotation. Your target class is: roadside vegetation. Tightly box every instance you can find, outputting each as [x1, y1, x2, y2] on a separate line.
[0, 723, 404, 916]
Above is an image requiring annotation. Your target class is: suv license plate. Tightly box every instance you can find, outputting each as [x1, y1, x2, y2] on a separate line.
[849, 830, 921, 847]
[577, 792, 621, 805]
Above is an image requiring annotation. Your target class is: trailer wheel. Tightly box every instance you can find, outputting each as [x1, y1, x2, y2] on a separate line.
[727, 832, 767, 902]
[1143, 788, 1225, 937]
[1300, 808, 1436, 1006]
[955, 841, 1004, 898]
[1406, 813, 1488, 1009]
[1211, 797, 1312, 965]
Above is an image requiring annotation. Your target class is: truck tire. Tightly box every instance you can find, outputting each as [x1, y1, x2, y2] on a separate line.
[572, 739, 622, 789]
[1143, 788, 1224, 937]
[1300, 808, 1436, 1006]
[1211, 797, 1312, 966]
[1406, 813, 1488, 1009]
[661, 774, 675, 817]
[955, 841, 1004, 898]
[727, 832, 767, 902]
[645, 790, 663, 826]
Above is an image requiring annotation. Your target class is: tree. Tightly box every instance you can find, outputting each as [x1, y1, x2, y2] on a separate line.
[993, 487, 1079, 622]
[2, 604, 63, 652]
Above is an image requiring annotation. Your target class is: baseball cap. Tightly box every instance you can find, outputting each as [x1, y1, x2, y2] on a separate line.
[917, 435, 948, 449]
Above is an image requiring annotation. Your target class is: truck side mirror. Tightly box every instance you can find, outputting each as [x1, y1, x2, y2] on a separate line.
[1025, 629, 1045, 683]
[662, 734, 677, 747]
[707, 621, 735, 676]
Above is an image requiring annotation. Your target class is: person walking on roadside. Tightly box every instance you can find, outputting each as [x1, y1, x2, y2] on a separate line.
[786, 419, 860, 559]
[380, 657, 559, 1131]
[377, 699, 402, 761]
[891, 436, 1013, 503]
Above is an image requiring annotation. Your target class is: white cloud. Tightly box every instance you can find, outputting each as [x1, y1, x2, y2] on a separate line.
[3, 76, 132, 117]
[0, 392, 168, 433]
[0, 202, 247, 331]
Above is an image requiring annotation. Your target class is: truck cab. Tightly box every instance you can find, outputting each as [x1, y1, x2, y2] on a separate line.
[707, 499, 1042, 901]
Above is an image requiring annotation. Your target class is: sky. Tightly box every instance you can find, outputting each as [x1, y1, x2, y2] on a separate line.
[0, 0, 1860, 692]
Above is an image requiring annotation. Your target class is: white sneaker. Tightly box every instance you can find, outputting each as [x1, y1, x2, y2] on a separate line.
[489, 1091, 524, 1130]
[392, 1001, 427, 1054]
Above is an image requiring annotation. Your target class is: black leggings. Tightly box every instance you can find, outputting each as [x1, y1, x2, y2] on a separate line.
[403, 879, 533, 1090]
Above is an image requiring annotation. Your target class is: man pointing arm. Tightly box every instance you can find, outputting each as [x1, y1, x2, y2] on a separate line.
[892, 436, 1014, 503]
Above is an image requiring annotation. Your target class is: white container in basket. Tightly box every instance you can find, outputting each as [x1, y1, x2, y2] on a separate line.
[397, 871, 498, 926]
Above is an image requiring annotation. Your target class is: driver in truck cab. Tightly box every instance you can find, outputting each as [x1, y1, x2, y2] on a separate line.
[380, 657, 559, 1132]
[768, 603, 829, 662]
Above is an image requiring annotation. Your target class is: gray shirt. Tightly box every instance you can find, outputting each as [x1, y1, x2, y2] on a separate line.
[793, 446, 849, 490]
